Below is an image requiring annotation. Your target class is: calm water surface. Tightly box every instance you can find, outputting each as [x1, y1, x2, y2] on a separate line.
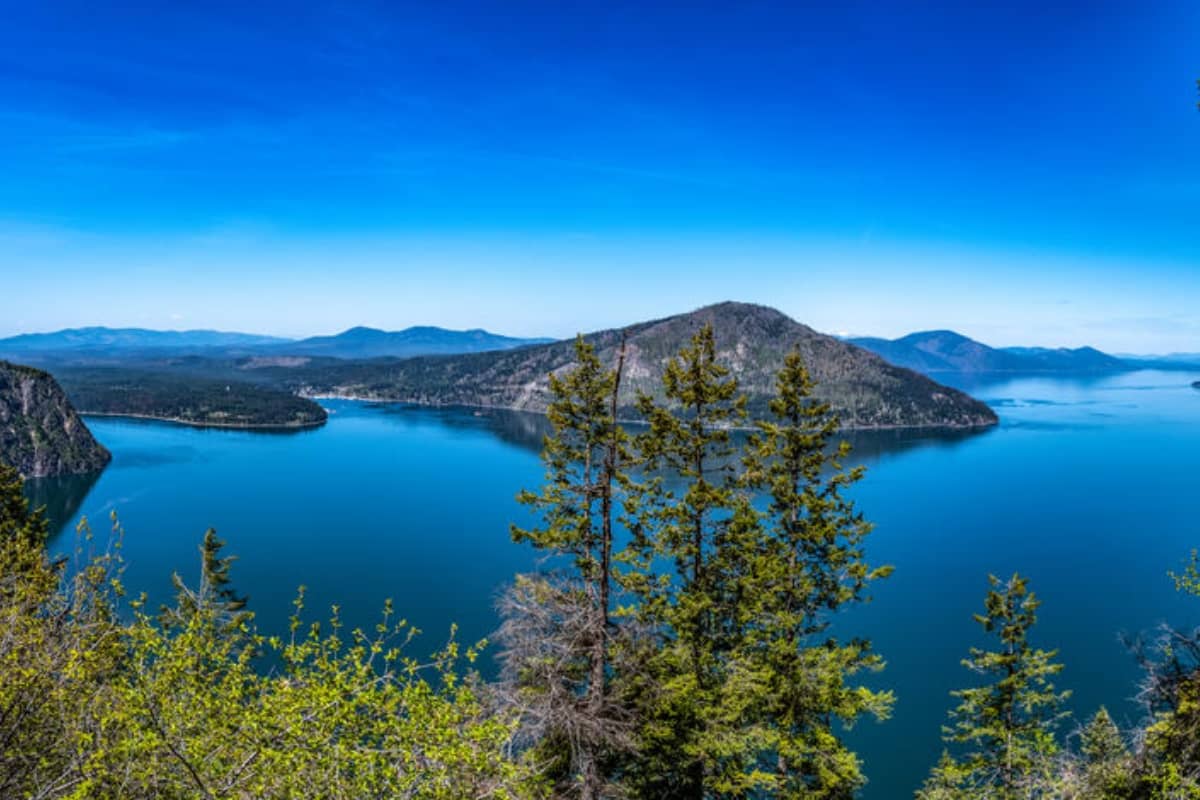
[28, 370, 1200, 798]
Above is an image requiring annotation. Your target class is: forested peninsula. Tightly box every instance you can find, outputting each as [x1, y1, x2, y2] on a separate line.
[54, 367, 328, 430]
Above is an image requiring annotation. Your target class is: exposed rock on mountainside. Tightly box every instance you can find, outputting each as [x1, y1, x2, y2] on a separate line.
[0, 361, 111, 478]
[283, 303, 998, 430]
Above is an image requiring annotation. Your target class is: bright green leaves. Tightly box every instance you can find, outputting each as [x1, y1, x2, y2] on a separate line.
[0, 498, 540, 800]
[91, 591, 534, 799]
[1172, 549, 1200, 598]
[0, 471, 125, 800]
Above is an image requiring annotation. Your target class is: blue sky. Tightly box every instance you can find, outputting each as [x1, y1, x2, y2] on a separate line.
[1, 1, 1197, 351]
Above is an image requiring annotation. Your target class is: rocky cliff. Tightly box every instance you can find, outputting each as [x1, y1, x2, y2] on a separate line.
[0, 361, 111, 478]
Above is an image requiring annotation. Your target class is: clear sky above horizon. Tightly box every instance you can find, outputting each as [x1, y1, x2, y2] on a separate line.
[1, 1, 1197, 352]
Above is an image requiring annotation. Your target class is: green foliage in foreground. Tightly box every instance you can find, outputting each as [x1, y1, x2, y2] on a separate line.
[0, 462, 540, 799]
[919, 565, 1200, 800]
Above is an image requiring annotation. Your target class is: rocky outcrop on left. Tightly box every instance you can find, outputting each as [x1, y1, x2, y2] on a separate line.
[0, 360, 111, 478]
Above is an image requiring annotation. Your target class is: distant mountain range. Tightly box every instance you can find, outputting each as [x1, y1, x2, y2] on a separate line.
[8, 322, 1195, 384]
[268, 327, 554, 359]
[0, 327, 289, 354]
[1118, 352, 1200, 366]
[0, 326, 553, 362]
[848, 330, 1160, 374]
[256, 302, 998, 430]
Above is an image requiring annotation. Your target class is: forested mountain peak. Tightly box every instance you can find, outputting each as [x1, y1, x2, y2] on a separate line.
[278, 302, 998, 430]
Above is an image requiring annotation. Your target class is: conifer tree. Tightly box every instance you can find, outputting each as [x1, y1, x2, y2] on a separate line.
[1069, 707, 1131, 798]
[162, 527, 250, 631]
[500, 335, 630, 799]
[0, 464, 49, 546]
[1080, 707, 1126, 769]
[918, 751, 968, 800]
[920, 573, 1069, 800]
[623, 323, 752, 797]
[738, 349, 894, 797]
[0, 463, 53, 592]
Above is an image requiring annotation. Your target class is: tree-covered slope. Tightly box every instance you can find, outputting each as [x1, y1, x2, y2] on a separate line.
[54, 367, 328, 430]
[0, 361, 111, 478]
[275, 302, 997, 429]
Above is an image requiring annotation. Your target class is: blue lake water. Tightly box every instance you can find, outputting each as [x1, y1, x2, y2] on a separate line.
[27, 370, 1200, 798]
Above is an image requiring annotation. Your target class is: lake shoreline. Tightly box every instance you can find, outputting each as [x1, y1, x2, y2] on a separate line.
[305, 392, 1000, 432]
[79, 410, 327, 431]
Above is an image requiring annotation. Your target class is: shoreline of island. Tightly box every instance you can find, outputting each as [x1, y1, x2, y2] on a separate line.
[78, 410, 327, 431]
[304, 392, 999, 432]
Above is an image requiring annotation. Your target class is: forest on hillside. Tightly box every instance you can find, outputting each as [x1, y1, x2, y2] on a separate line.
[2, 327, 1197, 799]
[54, 367, 328, 429]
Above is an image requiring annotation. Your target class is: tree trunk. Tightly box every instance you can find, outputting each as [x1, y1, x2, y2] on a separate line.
[581, 335, 626, 800]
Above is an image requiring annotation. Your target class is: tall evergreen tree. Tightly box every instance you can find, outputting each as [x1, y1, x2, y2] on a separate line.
[623, 323, 753, 797]
[500, 335, 630, 799]
[920, 573, 1069, 799]
[738, 349, 894, 798]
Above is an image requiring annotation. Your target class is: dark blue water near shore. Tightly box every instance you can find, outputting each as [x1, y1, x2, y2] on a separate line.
[27, 370, 1200, 798]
